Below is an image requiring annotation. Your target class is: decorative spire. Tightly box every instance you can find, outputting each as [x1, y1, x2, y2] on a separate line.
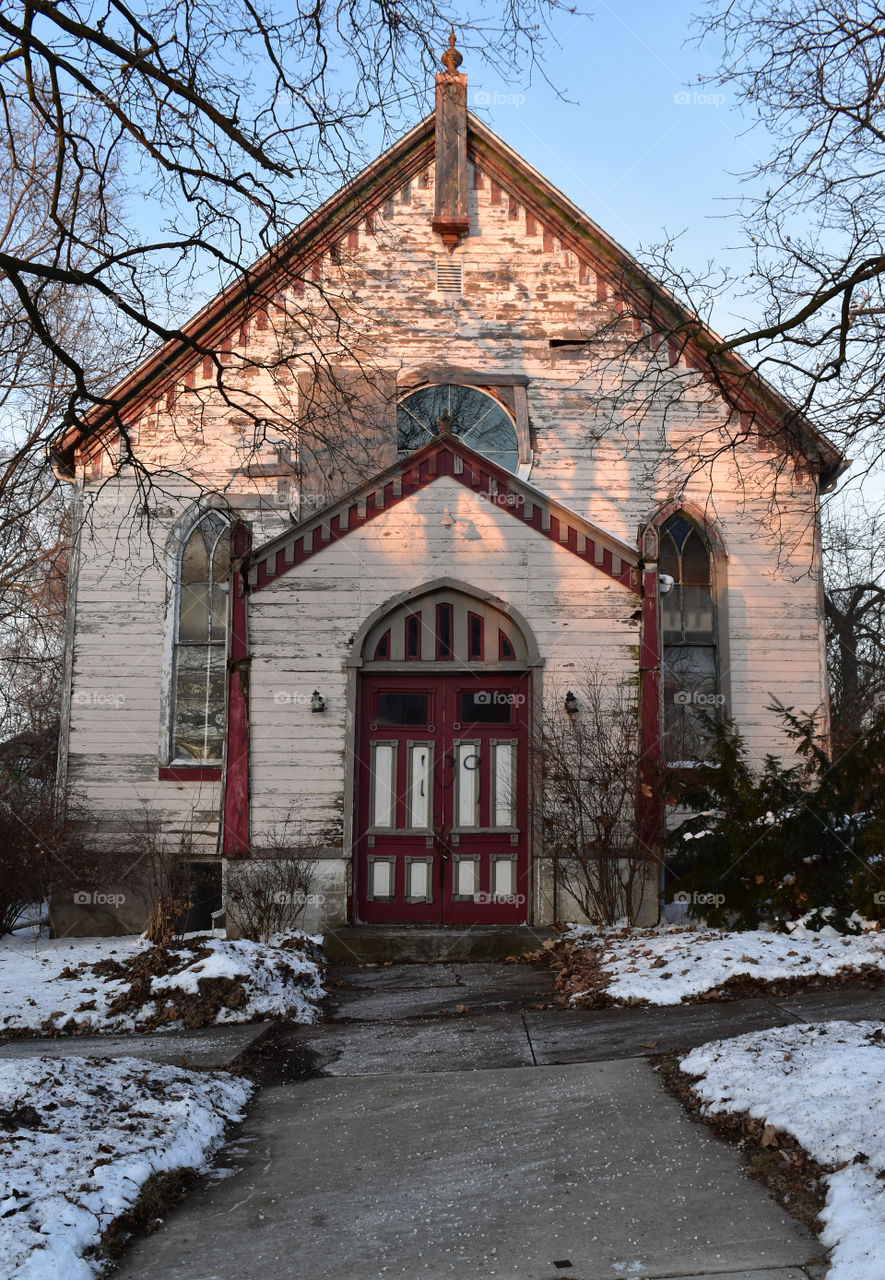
[432, 25, 469, 252]
[441, 27, 463, 74]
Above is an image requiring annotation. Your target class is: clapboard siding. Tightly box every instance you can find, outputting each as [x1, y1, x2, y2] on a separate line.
[60, 147, 829, 922]
[245, 478, 639, 843]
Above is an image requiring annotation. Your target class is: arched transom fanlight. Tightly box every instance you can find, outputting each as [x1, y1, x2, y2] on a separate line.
[397, 385, 520, 473]
[361, 588, 529, 667]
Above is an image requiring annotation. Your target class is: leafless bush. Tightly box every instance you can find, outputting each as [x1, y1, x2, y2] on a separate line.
[0, 777, 98, 935]
[536, 665, 657, 925]
[121, 810, 200, 946]
[225, 812, 319, 942]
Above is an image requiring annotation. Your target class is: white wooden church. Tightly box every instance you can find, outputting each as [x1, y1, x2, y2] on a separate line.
[51, 37, 844, 938]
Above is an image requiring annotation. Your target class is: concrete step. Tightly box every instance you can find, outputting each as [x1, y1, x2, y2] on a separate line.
[322, 925, 555, 964]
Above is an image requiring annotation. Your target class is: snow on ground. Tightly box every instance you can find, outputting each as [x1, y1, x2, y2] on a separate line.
[0, 932, 324, 1036]
[0, 1054, 251, 1280]
[562, 925, 885, 1006]
[680, 1020, 885, 1280]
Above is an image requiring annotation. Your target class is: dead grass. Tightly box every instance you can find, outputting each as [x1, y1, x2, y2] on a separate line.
[95, 1167, 197, 1266]
[0, 933, 324, 1040]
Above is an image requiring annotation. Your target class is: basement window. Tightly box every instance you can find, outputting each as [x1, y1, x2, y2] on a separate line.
[436, 257, 462, 293]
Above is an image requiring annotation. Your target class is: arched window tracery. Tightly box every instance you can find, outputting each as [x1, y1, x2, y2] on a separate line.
[170, 513, 230, 763]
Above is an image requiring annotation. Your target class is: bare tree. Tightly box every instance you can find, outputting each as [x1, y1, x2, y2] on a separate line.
[680, 0, 885, 481]
[823, 499, 885, 742]
[536, 4, 880, 553]
[535, 666, 658, 925]
[0, 1, 574, 502]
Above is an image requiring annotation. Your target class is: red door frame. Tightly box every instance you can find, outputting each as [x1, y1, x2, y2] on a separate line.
[354, 671, 532, 924]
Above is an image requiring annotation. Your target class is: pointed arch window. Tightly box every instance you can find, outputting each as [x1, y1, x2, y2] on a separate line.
[659, 514, 720, 763]
[171, 514, 230, 763]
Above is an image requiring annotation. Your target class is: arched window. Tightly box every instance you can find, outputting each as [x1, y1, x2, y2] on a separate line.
[360, 586, 529, 668]
[397, 385, 520, 473]
[171, 514, 230, 763]
[659, 513, 720, 763]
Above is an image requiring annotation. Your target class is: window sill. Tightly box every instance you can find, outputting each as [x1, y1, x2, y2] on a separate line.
[158, 766, 222, 781]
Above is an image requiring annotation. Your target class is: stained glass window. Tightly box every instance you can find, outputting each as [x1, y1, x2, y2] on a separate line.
[659, 515, 720, 763]
[171, 514, 230, 762]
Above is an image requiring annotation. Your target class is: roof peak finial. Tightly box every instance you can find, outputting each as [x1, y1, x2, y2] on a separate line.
[441, 26, 463, 73]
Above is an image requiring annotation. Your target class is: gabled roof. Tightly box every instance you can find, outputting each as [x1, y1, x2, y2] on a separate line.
[246, 432, 641, 595]
[53, 113, 438, 468]
[53, 102, 845, 490]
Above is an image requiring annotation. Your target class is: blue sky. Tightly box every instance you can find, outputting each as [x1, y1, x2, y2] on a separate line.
[463, 0, 765, 336]
[460, 4, 882, 504]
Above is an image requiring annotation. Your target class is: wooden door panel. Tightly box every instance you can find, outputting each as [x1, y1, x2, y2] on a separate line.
[356, 672, 531, 923]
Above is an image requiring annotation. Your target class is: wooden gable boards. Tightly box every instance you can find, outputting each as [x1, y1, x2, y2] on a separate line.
[247, 433, 641, 595]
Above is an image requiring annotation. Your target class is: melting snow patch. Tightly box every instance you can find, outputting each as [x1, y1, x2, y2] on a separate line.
[0, 1054, 252, 1279]
[562, 925, 885, 1005]
[0, 931, 324, 1036]
[680, 1020, 885, 1280]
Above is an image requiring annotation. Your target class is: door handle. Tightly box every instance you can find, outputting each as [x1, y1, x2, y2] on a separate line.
[435, 753, 455, 789]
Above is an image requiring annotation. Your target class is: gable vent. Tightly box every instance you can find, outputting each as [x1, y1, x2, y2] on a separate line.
[436, 257, 462, 293]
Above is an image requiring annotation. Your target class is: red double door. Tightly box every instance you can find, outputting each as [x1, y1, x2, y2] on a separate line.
[355, 672, 532, 923]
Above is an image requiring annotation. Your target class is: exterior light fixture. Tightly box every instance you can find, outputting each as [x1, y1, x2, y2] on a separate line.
[658, 573, 675, 595]
[564, 690, 579, 716]
[310, 690, 326, 713]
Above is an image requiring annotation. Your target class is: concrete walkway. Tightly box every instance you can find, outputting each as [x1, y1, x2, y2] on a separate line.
[0, 1021, 269, 1069]
[105, 961, 868, 1280]
[281, 963, 885, 1076]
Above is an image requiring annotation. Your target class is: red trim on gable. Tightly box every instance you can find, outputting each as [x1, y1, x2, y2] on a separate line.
[250, 437, 641, 596]
[52, 104, 844, 491]
[467, 130, 842, 486]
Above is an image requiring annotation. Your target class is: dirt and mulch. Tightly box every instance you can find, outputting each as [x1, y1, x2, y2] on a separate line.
[0, 932, 325, 1039]
[546, 926, 885, 1009]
